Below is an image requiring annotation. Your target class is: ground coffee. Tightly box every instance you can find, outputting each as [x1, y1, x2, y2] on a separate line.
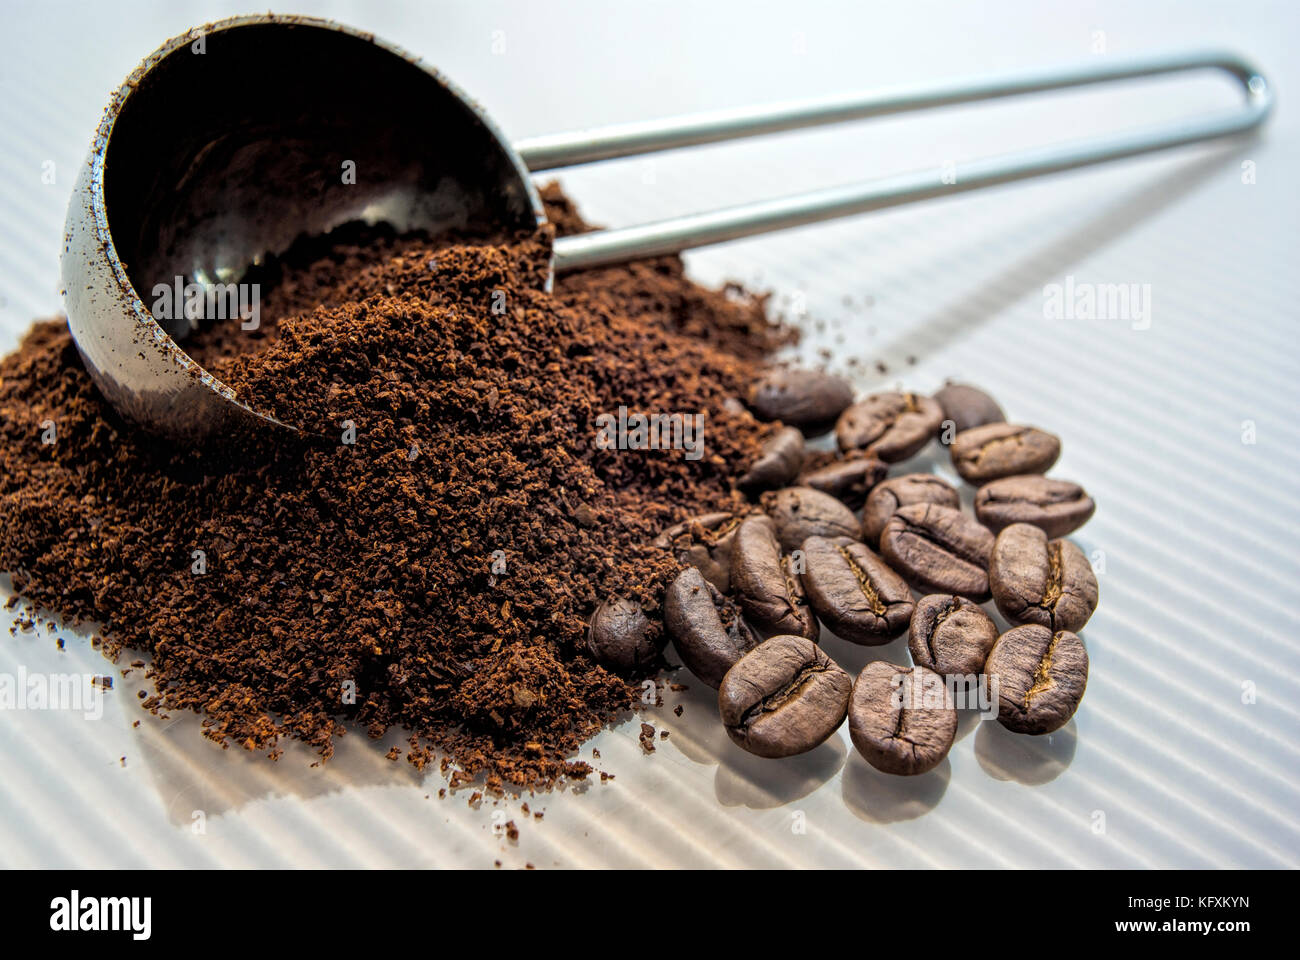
[0, 185, 791, 789]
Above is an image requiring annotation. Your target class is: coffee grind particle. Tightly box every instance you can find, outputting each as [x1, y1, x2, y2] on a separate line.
[0, 185, 790, 789]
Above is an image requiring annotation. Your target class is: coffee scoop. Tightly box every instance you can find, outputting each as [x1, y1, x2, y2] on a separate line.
[63, 14, 1271, 440]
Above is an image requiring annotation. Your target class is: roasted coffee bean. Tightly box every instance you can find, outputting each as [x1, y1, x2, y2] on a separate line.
[747, 367, 855, 427]
[798, 455, 888, 510]
[950, 423, 1060, 484]
[908, 593, 997, 677]
[586, 598, 665, 674]
[880, 502, 995, 601]
[718, 635, 851, 758]
[848, 661, 956, 775]
[653, 511, 745, 593]
[860, 473, 961, 545]
[760, 486, 859, 551]
[664, 566, 760, 688]
[740, 425, 805, 489]
[730, 515, 819, 640]
[835, 391, 944, 462]
[988, 523, 1098, 632]
[933, 383, 1004, 435]
[800, 536, 913, 644]
[986, 624, 1088, 734]
[974, 475, 1095, 538]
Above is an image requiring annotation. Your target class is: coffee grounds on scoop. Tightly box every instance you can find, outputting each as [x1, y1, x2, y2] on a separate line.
[0, 185, 790, 788]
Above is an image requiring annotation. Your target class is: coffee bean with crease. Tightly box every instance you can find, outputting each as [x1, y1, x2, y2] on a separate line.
[986, 624, 1088, 734]
[933, 383, 1005, 435]
[718, 635, 851, 758]
[798, 455, 888, 510]
[950, 423, 1060, 484]
[880, 502, 995, 601]
[663, 566, 760, 688]
[653, 511, 745, 593]
[835, 391, 944, 462]
[800, 536, 913, 644]
[848, 661, 957, 775]
[740, 425, 805, 490]
[586, 598, 666, 674]
[989, 523, 1098, 632]
[760, 486, 859, 551]
[861, 473, 961, 546]
[974, 475, 1095, 538]
[908, 593, 997, 677]
[730, 515, 819, 640]
[747, 367, 855, 427]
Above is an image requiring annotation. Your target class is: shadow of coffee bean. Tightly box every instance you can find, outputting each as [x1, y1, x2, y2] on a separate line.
[882, 443, 945, 477]
[817, 630, 910, 680]
[713, 734, 847, 809]
[974, 717, 1077, 785]
[840, 751, 949, 823]
[953, 707, 984, 743]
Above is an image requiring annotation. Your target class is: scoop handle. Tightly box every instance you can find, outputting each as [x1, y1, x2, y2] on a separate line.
[519, 50, 1271, 273]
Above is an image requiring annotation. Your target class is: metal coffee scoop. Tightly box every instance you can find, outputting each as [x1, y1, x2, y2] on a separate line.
[62, 14, 1271, 441]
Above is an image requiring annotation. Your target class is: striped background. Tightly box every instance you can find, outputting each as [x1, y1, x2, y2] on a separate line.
[1, 1, 1297, 867]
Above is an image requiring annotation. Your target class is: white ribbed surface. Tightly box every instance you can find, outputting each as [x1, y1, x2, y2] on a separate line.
[2, 1, 1298, 868]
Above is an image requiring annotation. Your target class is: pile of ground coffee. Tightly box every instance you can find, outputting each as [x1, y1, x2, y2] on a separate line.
[0, 186, 791, 788]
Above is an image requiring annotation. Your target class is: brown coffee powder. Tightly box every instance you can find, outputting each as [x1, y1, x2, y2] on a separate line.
[0, 186, 789, 788]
